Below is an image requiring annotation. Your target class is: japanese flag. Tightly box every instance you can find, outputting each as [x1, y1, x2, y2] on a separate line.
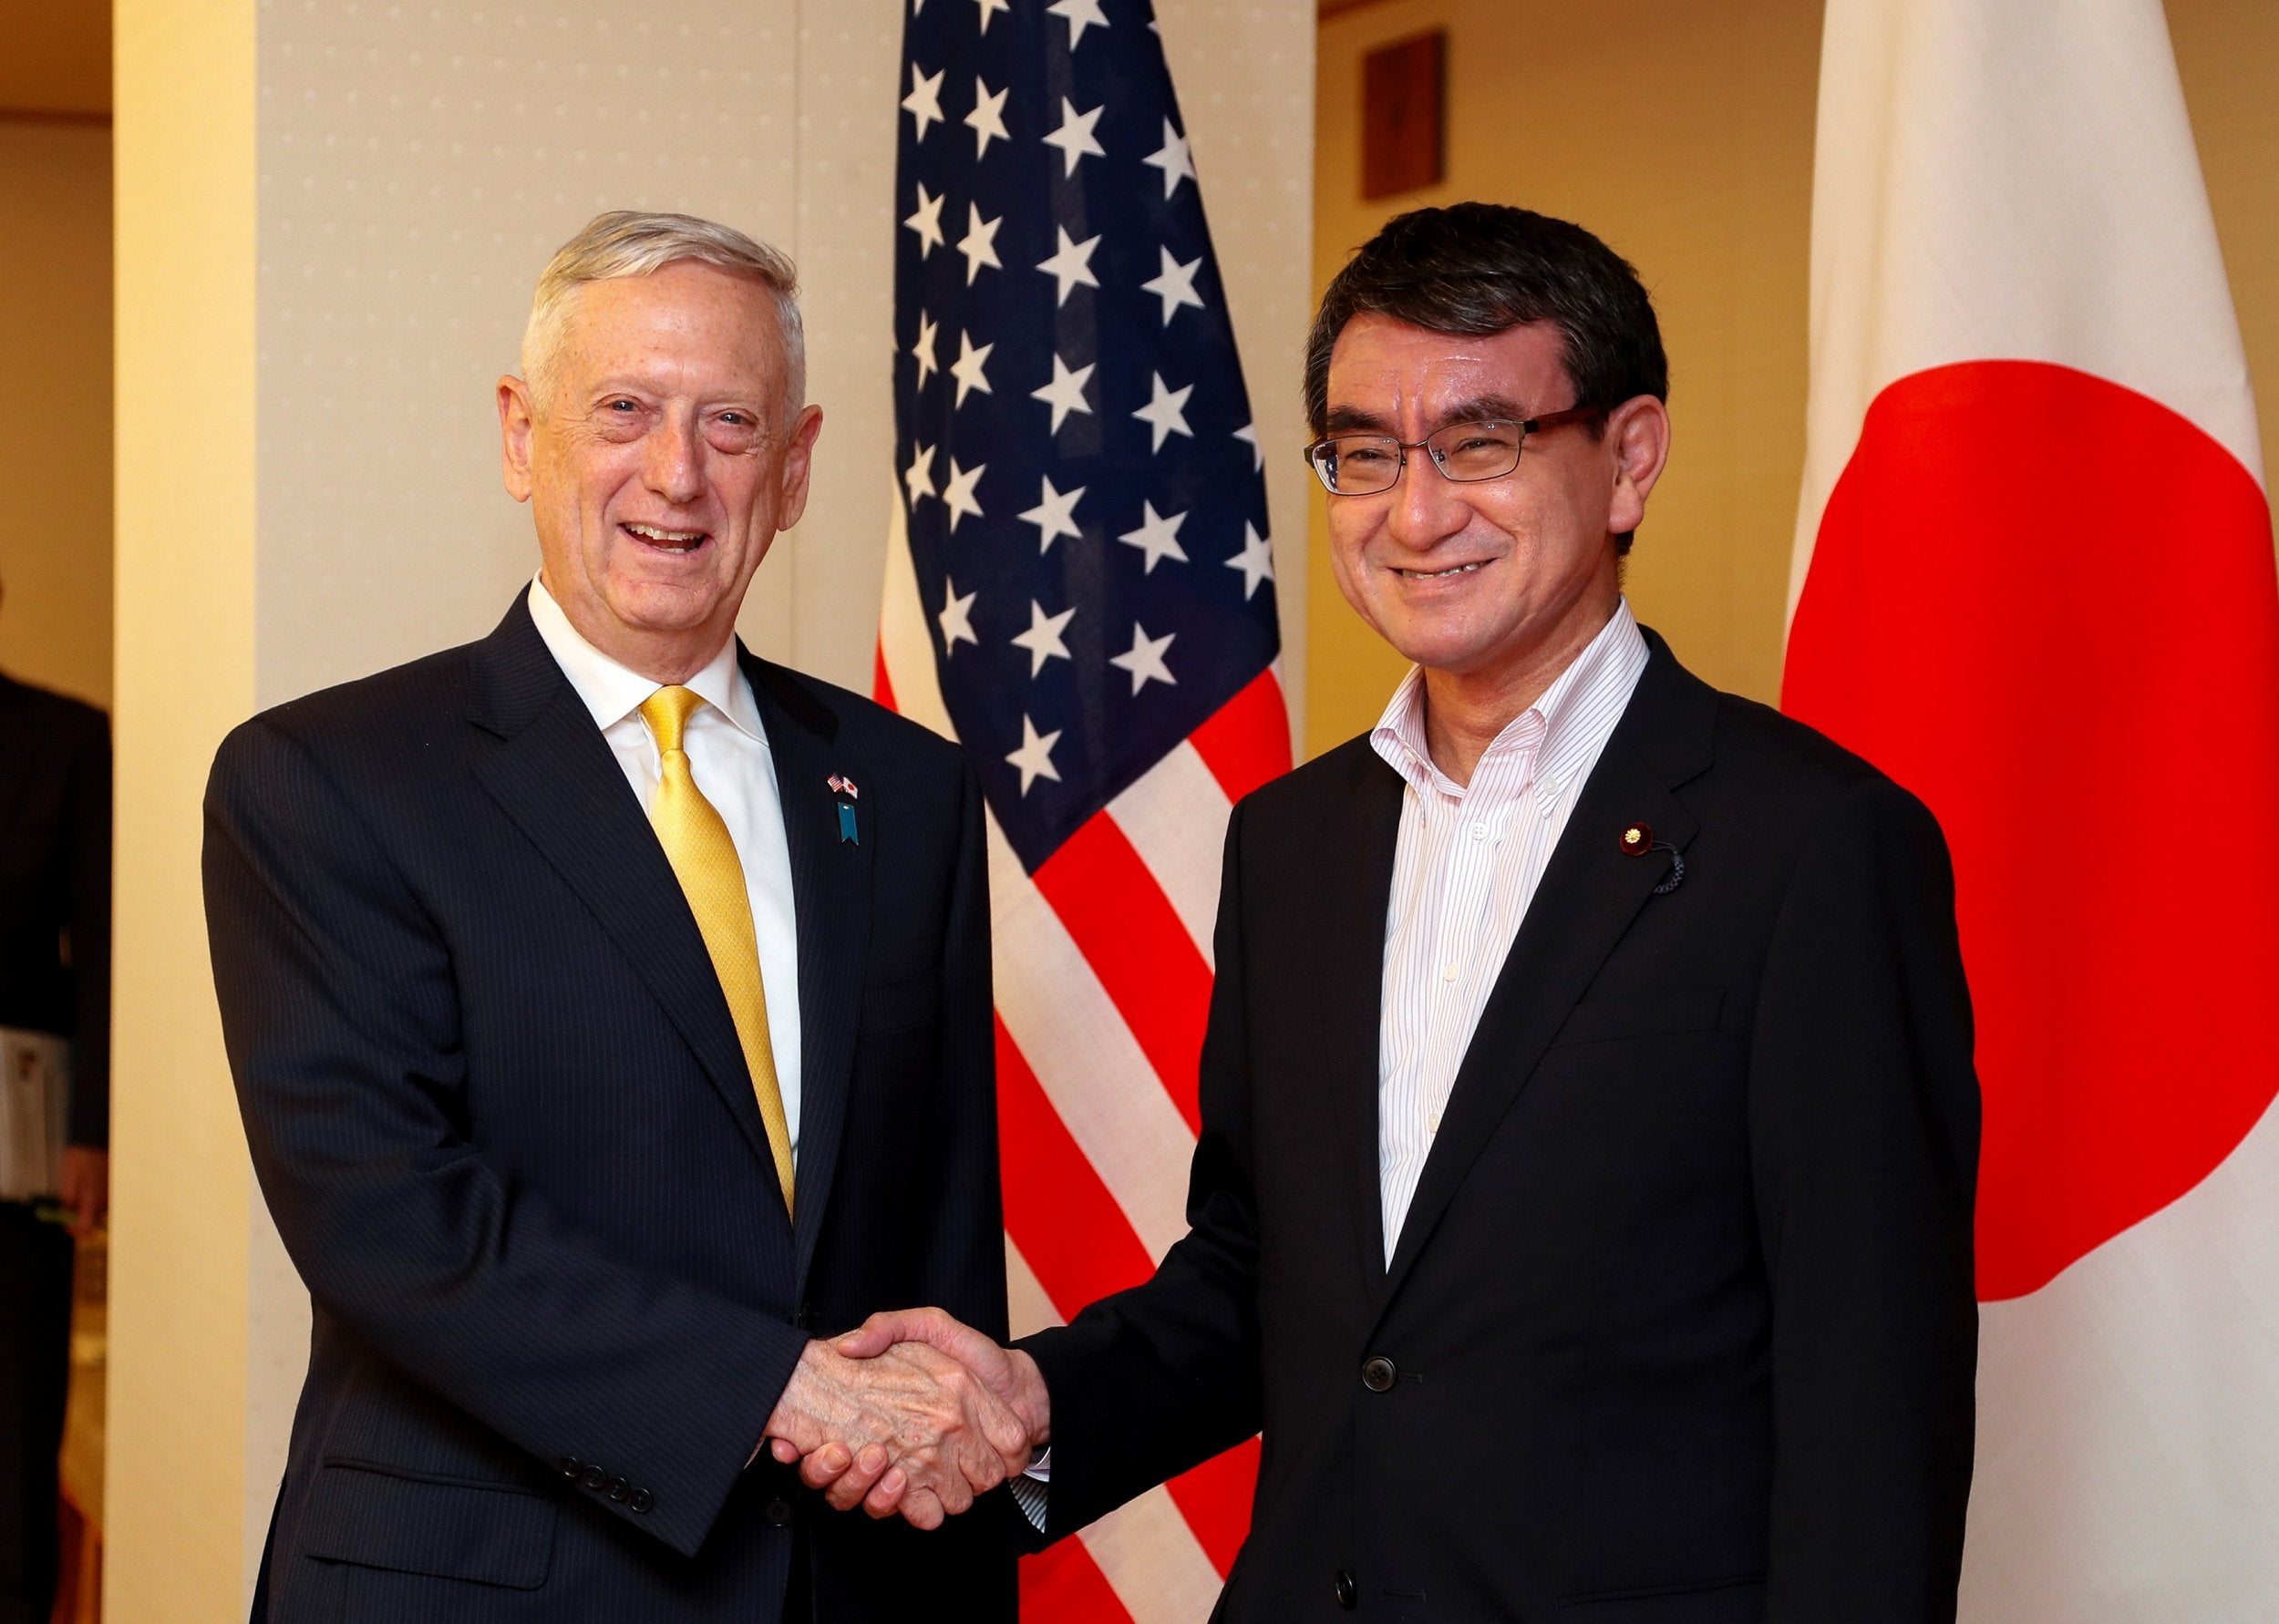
[1783, 0, 2279, 1615]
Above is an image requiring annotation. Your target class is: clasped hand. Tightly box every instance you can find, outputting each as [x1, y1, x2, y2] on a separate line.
[762, 1308, 1049, 1530]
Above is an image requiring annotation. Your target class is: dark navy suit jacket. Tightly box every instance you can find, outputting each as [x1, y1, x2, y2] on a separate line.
[204, 594, 1015, 1621]
[1021, 632, 1980, 1622]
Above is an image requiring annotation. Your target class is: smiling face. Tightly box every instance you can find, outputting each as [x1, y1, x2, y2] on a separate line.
[1321, 313, 1667, 710]
[497, 259, 822, 683]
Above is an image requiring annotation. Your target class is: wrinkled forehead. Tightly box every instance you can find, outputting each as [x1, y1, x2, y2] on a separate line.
[1323, 313, 1572, 432]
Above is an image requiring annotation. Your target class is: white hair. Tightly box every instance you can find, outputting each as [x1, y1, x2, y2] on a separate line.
[521, 210, 806, 419]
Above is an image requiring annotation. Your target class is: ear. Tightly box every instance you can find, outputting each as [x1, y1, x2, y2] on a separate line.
[772, 404, 826, 531]
[1604, 394, 1672, 539]
[498, 375, 538, 504]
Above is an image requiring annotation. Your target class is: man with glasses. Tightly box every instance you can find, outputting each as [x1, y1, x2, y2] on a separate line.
[820, 203, 1982, 1622]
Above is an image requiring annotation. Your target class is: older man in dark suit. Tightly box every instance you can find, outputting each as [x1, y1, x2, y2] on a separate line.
[825, 203, 1982, 1622]
[204, 212, 1026, 1622]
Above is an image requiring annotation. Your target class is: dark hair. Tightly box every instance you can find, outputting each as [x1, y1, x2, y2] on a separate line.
[1305, 205, 1669, 545]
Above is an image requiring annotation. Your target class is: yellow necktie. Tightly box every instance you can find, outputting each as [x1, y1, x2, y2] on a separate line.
[639, 685, 796, 1212]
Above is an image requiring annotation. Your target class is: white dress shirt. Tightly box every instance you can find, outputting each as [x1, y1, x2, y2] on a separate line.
[527, 577, 802, 1156]
[1369, 599, 1649, 1260]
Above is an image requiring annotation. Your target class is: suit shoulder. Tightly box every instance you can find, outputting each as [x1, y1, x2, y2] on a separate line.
[1233, 732, 1390, 828]
[0, 674, 108, 739]
[218, 642, 478, 768]
[752, 661, 967, 781]
[1706, 689, 1944, 839]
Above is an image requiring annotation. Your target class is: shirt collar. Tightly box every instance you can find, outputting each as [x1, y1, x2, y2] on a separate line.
[526, 575, 767, 745]
[1370, 597, 1646, 796]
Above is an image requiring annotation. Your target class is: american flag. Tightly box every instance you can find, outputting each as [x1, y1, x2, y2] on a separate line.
[871, 0, 1291, 1616]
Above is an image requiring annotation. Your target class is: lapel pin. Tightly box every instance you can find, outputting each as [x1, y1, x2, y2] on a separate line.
[1618, 822, 1686, 894]
[830, 776, 860, 845]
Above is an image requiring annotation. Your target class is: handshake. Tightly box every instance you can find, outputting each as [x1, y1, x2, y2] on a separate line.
[760, 1309, 1051, 1530]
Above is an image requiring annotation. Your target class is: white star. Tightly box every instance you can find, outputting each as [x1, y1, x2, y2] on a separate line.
[911, 312, 942, 388]
[1140, 246, 1205, 326]
[972, 0, 1008, 32]
[1233, 420, 1261, 471]
[1226, 521, 1275, 600]
[942, 457, 985, 531]
[1041, 97, 1106, 178]
[1117, 501, 1189, 573]
[1017, 477, 1086, 553]
[965, 77, 1011, 160]
[956, 204, 1003, 285]
[1010, 600, 1077, 677]
[1005, 714, 1064, 796]
[902, 442, 938, 506]
[1035, 226, 1101, 307]
[1032, 353, 1096, 433]
[1144, 118, 1194, 198]
[1109, 622, 1177, 694]
[902, 182, 945, 258]
[1047, 0, 1109, 49]
[902, 64, 945, 141]
[1132, 372, 1194, 452]
[937, 578, 978, 651]
[949, 329, 994, 407]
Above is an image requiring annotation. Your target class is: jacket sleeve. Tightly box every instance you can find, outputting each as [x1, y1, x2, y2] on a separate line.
[1013, 799, 1266, 1541]
[1750, 776, 1980, 1620]
[66, 701, 111, 1148]
[914, 765, 1010, 1341]
[203, 715, 810, 1558]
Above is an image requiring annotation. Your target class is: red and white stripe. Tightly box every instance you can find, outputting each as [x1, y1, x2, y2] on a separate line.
[877, 488, 1286, 1620]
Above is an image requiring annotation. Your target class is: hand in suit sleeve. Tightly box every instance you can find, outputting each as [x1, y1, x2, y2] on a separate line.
[1005, 800, 1268, 1541]
[204, 717, 810, 1557]
[913, 766, 1009, 1344]
[1749, 777, 1980, 1620]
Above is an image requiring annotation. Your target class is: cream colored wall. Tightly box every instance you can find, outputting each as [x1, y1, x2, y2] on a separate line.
[2171, 0, 2279, 494]
[1307, 0, 2279, 757]
[108, 4, 1311, 1618]
[109, 7, 257, 1624]
[0, 118, 112, 708]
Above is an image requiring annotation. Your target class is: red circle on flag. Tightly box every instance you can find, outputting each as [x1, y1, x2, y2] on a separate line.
[1784, 359, 2279, 1300]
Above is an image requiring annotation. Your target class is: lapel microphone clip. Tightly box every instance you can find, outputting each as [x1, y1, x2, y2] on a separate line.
[1617, 822, 1686, 894]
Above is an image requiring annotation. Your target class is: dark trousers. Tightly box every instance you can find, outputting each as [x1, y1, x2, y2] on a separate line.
[0, 1205, 72, 1624]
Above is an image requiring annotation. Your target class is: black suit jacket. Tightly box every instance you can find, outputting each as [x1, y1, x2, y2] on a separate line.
[1020, 632, 1979, 1622]
[0, 672, 109, 1149]
[204, 596, 1016, 1621]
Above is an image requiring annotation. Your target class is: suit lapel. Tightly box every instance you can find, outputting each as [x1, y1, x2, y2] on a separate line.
[1378, 639, 1715, 1303]
[741, 652, 873, 1290]
[465, 601, 778, 1181]
[1308, 745, 1407, 1304]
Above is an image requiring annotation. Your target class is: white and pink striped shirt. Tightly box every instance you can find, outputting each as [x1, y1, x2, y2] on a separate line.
[1370, 599, 1650, 1260]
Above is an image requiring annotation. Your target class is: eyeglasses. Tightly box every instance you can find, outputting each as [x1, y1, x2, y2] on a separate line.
[1302, 408, 1605, 496]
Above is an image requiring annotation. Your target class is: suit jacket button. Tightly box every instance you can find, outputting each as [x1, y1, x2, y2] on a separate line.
[557, 1456, 584, 1481]
[1361, 1355, 1397, 1393]
[629, 1487, 655, 1515]
[606, 1476, 631, 1503]
[764, 1496, 794, 1527]
[581, 1465, 608, 1493]
[1335, 1568, 1358, 1609]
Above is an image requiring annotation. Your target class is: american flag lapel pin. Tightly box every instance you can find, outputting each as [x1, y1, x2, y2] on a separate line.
[828, 776, 860, 845]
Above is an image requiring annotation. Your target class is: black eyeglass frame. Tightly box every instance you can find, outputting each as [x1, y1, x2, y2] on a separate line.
[1301, 406, 1608, 496]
